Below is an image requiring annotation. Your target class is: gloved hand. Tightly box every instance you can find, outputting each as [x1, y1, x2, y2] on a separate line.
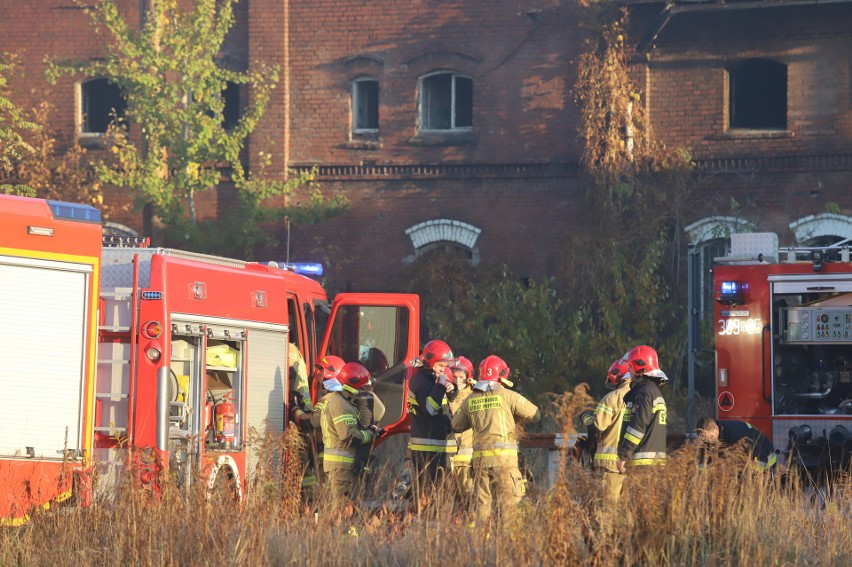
[581, 411, 595, 426]
[436, 371, 450, 387]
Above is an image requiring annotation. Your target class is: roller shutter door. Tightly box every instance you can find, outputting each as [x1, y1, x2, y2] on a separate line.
[0, 258, 90, 459]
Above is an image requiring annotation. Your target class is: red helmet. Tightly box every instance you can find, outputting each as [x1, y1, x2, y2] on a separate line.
[420, 340, 454, 368]
[450, 356, 474, 379]
[479, 355, 510, 384]
[626, 345, 668, 384]
[318, 355, 346, 380]
[338, 362, 372, 393]
[605, 357, 631, 388]
[442, 366, 456, 385]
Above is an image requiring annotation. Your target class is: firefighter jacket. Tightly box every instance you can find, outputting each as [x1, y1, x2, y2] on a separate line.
[449, 386, 474, 467]
[319, 391, 375, 472]
[618, 379, 667, 466]
[590, 379, 632, 472]
[289, 345, 312, 422]
[719, 420, 777, 470]
[451, 382, 540, 468]
[407, 366, 457, 455]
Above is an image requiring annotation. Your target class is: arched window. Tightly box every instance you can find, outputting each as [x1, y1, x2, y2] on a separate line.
[405, 218, 481, 265]
[728, 59, 787, 130]
[418, 72, 473, 131]
[686, 216, 754, 319]
[789, 213, 852, 247]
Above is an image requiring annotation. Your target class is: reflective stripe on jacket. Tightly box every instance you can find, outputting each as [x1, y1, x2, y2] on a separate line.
[408, 436, 458, 453]
[451, 382, 540, 468]
[618, 379, 667, 466]
[320, 391, 374, 471]
[591, 379, 632, 472]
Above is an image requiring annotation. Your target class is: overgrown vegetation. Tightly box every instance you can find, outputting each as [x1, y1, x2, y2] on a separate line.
[46, 0, 346, 258]
[0, 59, 39, 196]
[4, 409, 850, 566]
[401, 11, 697, 404]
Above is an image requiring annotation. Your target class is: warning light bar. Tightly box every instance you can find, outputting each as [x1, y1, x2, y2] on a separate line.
[266, 261, 324, 277]
[48, 200, 101, 223]
[288, 263, 324, 277]
[716, 280, 745, 306]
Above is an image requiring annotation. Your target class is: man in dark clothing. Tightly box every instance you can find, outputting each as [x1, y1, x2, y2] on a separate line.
[697, 417, 777, 470]
[406, 339, 457, 508]
[617, 345, 668, 472]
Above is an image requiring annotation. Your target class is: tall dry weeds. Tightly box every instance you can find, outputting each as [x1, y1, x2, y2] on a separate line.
[3, 419, 852, 566]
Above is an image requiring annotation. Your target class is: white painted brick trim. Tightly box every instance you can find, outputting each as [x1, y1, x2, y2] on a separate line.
[789, 213, 852, 244]
[405, 218, 482, 250]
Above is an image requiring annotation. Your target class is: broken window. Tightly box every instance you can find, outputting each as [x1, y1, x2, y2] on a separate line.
[81, 78, 127, 134]
[729, 59, 787, 130]
[419, 72, 473, 131]
[352, 77, 379, 133]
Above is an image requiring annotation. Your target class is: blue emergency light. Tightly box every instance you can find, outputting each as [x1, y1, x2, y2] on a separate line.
[287, 263, 324, 277]
[48, 200, 102, 222]
[717, 280, 745, 306]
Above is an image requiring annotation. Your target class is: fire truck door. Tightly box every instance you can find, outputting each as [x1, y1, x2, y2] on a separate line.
[318, 294, 420, 434]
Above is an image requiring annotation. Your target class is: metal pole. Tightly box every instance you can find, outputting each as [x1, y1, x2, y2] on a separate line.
[687, 242, 697, 436]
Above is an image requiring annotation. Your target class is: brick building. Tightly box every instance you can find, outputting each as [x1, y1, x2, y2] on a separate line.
[624, 0, 852, 317]
[2, 1, 851, 301]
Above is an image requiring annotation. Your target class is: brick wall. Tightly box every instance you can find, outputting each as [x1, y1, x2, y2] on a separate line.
[3, 1, 852, 292]
[627, 2, 852, 231]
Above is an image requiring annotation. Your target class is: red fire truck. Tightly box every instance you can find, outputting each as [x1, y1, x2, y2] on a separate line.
[713, 232, 852, 467]
[0, 195, 103, 525]
[1, 194, 421, 524]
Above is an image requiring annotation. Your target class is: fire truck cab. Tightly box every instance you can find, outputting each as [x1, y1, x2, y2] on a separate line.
[714, 232, 852, 465]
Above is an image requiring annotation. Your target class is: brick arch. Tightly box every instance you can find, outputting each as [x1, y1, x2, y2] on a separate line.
[403, 51, 482, 77]
[404, 218, 482, 263]
[684, 215, 753, 243]
[789, 213, 852, 244]
[103, 221, 138, 237]
[343, 54, 385, 79]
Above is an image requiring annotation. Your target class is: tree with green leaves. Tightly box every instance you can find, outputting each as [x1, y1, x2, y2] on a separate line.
[0, 60, 39, 196]
[49, 0, 346, 258]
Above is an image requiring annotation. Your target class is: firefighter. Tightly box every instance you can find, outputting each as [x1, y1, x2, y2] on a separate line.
[352, 378, 386, 492]
[319, 362, 381, 503]
[448, 356, 475, 509]
[617, 345, 668, 473]
[582, 356, 633, 505]
[288, 343, 317, 489]
[310, 355, 347, 483]
[696, 417, 777, 470]
[452, 355, 540, 525]
[406, 339, 458, 508]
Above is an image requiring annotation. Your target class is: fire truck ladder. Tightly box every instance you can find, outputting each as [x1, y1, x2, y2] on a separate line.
[95, 258, 141, 490]
[96, 287, 133, 439]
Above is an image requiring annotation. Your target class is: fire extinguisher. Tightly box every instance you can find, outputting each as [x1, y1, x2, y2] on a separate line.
[215, 392, 236, 447]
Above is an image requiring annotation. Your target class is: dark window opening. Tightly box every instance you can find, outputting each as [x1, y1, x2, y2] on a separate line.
[82, 78, 127, 134]
[353, 78, 379, 132]
[222, 82, 240, 130]
[729, 60, 787, 130]
[420, 72, 473, 131]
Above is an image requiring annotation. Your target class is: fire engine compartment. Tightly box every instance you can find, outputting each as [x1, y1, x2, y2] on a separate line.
[774, 291, 852, 416]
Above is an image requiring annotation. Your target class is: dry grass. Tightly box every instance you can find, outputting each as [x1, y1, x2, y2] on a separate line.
[4, 421, 852, 566]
